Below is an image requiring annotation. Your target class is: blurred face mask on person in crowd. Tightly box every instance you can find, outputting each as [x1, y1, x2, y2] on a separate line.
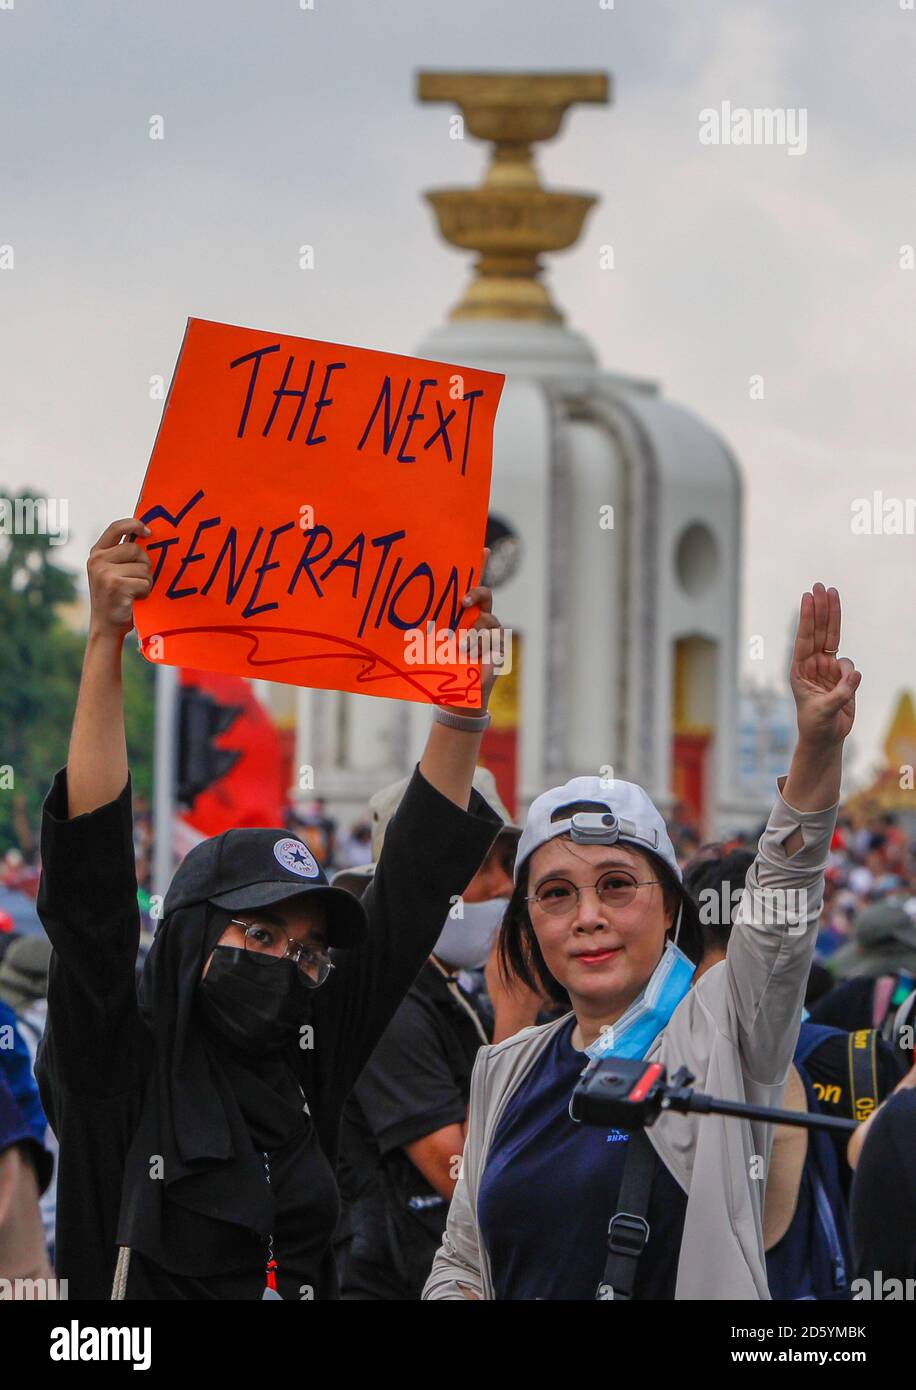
[433, 896, 510, 971]
[431, 834, 516, 971]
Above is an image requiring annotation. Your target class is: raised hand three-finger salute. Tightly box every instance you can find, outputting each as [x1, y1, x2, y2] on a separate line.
[782, 583, 861, 848]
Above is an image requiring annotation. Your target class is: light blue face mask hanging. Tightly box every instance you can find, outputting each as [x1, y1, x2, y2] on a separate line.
[584, 936, 696, 1062]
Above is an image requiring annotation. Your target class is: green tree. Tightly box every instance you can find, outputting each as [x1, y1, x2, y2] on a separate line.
[0, 492, 155, 852]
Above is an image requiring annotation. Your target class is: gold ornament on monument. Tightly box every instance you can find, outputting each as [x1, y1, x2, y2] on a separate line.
[417, 71, 610, 324]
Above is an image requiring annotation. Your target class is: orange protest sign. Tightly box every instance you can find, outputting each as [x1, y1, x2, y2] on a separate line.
[134, 318, 504, 708]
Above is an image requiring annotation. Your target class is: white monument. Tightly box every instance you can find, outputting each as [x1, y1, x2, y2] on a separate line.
[297, 71, 745, 836]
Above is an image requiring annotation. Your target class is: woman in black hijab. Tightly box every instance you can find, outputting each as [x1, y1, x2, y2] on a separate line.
[36, 518, 504, 1299]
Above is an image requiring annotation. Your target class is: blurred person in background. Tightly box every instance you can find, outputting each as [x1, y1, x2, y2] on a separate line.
[335, 820, 372, 871]
[131, 791, 153, 899]
[0, 1070, 53, 1294]
[847, 1053, 916, 1292]
[1, 848, 41, 900]
[816, 877, 857, 961]
[809, 900, 916, 1069]
[0, 934, 57, 1260]
[288, 797, 338, 869]
[0, 986, 47, 1161]
[0, 935, 51, 1059]
[0, 915, 17, 966]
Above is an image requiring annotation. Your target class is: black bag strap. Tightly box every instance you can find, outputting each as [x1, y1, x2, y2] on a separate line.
[596, 1130, 658, 1301]
[846, 1028, 879, 1125]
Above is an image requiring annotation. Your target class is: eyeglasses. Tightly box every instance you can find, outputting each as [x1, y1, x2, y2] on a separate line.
[525, 870, 659, 918]
[229, 918, 334, 988]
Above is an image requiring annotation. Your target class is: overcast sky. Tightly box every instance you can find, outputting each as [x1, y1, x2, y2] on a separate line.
[2, 0, 915, 784]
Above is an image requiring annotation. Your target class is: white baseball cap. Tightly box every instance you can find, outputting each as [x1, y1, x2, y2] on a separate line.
[514, 775, 681, 883]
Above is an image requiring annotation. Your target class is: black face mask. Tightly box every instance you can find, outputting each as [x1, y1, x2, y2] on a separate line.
[197, 946, 310, 1056]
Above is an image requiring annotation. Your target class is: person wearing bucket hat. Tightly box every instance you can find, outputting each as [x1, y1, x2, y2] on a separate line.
[34, 517, 506, 1301]
[0, 935, 52, 1026]
[809, 900, 916, 1062]
[331, 767, 532, 1300]
[829, 900, 916, 981]
[426, 584, 863, 1301]
[333, 765, 520, 975]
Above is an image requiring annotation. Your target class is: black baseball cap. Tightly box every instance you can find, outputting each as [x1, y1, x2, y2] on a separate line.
[163, 827, 368, 948]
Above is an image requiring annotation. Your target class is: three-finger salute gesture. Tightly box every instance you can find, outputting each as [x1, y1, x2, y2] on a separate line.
[783, 583, 861, 818]
[789, 583, 861, 749]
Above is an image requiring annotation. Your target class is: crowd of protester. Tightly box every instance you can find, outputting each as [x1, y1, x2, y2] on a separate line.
[2, 776, 915, 1299]
[1, 521, 915, 1303]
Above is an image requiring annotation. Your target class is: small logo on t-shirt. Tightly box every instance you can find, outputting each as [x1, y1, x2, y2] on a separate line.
[606, 1129, 628, 1143]
[273, 838, 320, 878]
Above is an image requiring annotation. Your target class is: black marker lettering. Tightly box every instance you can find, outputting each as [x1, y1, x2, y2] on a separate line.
[146, 536, 181, 590]
[305, 362, 346, 446]
[288, 526, 334, 598]
[357, 376, 412, 454]
[356, 529, 407, 637]
[397, 378, 437, 463]
[318, 531, 365, 599]
[262, 355, 315, 441]
[243, 521, 295, 618]
[387, 561, 435, 631]
[459, 389, 484, 477]
[166, 515, 221, 599]
[424, 399, 455, 461]
[229, 343, 282, 438]
[430, 564, 471, 633]
[373, 556, 403, 630]
[201, 526, 264, 603]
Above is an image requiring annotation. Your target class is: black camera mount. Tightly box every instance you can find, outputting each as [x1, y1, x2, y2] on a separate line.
[571, 1055, 858, 1136]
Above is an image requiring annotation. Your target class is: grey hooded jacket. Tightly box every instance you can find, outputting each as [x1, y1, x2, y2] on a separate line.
[423, 781, 837, 1300]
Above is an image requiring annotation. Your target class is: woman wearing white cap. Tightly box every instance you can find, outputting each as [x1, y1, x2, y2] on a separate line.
[424, 584, 861, 1300]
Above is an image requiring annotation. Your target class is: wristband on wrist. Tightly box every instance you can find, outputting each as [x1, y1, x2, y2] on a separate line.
[432, 706, 491, 732]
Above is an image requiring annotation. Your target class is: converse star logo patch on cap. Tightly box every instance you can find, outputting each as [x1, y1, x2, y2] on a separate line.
[273, 838, 320, 878]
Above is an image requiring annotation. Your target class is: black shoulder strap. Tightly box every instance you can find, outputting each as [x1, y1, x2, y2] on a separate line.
[596, 1130, 658, 1301]
[847, 1028, 879, 1125]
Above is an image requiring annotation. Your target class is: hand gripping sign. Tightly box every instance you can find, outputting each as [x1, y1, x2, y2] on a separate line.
[134, 319, 505, 708]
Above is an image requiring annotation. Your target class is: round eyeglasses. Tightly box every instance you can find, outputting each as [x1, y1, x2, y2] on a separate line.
[525, 870, 658, 918]
[229, 918, 334, 988]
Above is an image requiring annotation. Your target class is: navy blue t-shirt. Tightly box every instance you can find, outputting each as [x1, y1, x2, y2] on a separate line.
[478, 1019, 687, 1299]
